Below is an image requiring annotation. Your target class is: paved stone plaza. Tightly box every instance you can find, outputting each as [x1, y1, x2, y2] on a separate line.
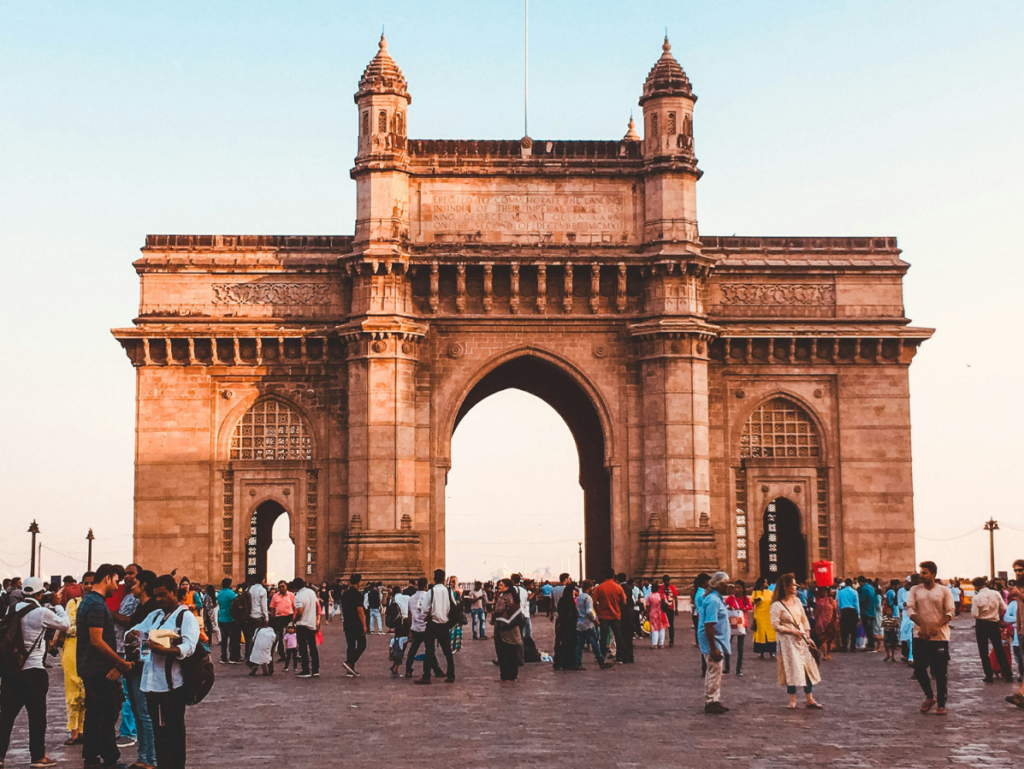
[3, 615, 1020, 768]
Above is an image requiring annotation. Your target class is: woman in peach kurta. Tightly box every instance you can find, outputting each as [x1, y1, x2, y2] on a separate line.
[770, 573, 822, 709]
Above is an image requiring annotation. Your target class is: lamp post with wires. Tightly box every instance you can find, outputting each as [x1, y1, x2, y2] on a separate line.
[86, 529, 95, 571]
[983, 518, 999, 578]
[28, 520, 40, 577]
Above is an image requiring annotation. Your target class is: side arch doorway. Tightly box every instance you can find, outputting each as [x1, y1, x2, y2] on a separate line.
[246, 500, 294, 582]
[760, 497, 806, 582]
[449, 355, 612, 579]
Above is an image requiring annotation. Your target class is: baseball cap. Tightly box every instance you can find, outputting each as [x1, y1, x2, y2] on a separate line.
[22, 576, 44, 595]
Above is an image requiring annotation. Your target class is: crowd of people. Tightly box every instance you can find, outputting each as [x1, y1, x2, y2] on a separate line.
[0, 557, 1021, 766]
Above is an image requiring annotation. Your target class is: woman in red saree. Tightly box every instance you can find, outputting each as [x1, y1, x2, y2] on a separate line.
[812, 586, 839, 660]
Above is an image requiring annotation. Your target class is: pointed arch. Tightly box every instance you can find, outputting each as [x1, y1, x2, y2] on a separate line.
[229, 397, 314, 461]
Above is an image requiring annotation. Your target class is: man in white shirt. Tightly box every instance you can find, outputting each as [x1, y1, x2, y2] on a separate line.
[291, 578, 320, 678]
[970, 576, 1012, 683]
[511, 573, 532, 639]
[244, 575, 269, 662]
[0, 576, 70, 768]
[403, 578, 431, 679]
[127, 573, 199, 769]
[416, 569, 455, 685]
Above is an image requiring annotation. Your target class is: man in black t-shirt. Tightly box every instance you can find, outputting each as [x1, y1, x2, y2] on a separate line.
[340, 574, 367, 677]
[77, 563, 132, 768]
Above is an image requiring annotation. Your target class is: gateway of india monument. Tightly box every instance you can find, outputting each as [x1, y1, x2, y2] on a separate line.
[113, 36, 932, 585]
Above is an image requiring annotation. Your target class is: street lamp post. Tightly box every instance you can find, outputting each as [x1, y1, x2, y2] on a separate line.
[578, 541, 583, 583]
[87, 529, 95, 571]
[28, 520, 40, 577]
[983, 518, 999, 578]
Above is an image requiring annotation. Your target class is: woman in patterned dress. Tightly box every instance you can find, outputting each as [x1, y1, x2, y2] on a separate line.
[770, 573, 822, 709]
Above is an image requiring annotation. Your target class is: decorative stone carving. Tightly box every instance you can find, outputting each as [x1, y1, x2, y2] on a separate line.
[719, 284, 835, 306]
[371, 340, 387, 353]
[212, 283, 332, 305]
[447, 342, 465, 359]
[593, 345, 607, 359]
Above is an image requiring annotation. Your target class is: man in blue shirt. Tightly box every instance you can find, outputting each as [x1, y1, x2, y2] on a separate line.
[858, 576, 878, 651]
[215, 578, 241, 664]
[698, 572, 732, 714]
[836, 578, 861, 652]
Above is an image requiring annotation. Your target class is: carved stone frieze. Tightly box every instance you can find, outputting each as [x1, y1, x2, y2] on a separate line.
[719, 283, 835, 306]
[212, 283, 332, 305]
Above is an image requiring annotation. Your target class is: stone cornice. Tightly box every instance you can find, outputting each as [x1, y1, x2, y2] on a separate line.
[335, 316, 428, 342]
[627, 316, 720, 341]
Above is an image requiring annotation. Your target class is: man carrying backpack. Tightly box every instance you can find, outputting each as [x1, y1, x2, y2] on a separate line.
[0, 576, 70, 768]
[126, 574, 199, 769]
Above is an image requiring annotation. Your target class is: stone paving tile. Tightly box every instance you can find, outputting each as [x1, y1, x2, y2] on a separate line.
[3, 616, 1019, 768]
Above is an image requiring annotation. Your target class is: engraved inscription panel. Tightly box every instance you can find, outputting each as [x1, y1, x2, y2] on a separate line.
[424, 191, 628, 244]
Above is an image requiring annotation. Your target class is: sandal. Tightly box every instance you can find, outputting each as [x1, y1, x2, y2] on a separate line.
[806, 702, 824, 710]
[920, 698, 935, 713]
[1006, 693, 1024, 709]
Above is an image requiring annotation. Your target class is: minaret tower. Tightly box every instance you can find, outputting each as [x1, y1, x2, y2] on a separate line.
[351, 33, 411, 249]
[639, 36, 700, 246]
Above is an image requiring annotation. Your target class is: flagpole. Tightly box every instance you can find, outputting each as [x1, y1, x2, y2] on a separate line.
[524, 0, 529, 136]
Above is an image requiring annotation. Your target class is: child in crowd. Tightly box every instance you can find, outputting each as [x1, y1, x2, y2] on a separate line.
[249, 624, 277, 676]
[283, 624, 298, 672]
[881, 602, 900, 662]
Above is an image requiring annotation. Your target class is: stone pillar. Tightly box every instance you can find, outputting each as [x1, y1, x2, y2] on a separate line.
[340, 327, 425, 582]
[631, 313, 719, 579]
[338, 261, 427, 581]
[637, 333, 710, 528]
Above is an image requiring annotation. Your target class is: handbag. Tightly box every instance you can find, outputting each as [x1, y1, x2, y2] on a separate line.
[782, 601, 820, 665]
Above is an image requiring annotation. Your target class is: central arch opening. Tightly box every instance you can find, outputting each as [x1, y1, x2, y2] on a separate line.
[445, 356, 611, 580]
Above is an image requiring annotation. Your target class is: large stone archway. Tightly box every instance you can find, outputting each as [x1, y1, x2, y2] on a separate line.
[446, 353, 612, 578]
[114, 35, 932, 584]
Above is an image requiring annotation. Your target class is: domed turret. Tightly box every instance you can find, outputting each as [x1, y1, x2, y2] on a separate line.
[639, 36, 696, 161]
[352, 34, 412, 246]
[639, 36, 694, 106]
[354, 33, 411, 160]
[355, 33, 410, 103]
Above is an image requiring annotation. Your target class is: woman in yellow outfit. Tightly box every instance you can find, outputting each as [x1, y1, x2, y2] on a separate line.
[61, 595, 86, 744]
[751, 576, 777, 658]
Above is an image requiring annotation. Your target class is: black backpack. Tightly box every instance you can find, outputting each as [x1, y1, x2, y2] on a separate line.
[0, 604, 42, 677]
[384, 600, 403, 630]
[446, 588, 468, 629]
[164, 608, 215, 705]
[229, 590, 250, 623]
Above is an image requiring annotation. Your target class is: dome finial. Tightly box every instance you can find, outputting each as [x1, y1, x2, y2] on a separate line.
[663, 31, 670, 53]
[623, 113, 641, 142]
[379, 30, 388, 51]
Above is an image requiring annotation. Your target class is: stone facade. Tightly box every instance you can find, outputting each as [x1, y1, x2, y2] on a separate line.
[113, 36, 932, 584]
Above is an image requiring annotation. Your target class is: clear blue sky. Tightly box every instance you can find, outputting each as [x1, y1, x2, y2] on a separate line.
[2, 1, 1022, 580]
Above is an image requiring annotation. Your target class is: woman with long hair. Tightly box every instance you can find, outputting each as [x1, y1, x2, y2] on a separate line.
[770, 573, 822, 709]
[491, 578, 523, 682]
[553, 581, 579, 671]
[812, 586, 839, 660]
[751, 576, 777, 658]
